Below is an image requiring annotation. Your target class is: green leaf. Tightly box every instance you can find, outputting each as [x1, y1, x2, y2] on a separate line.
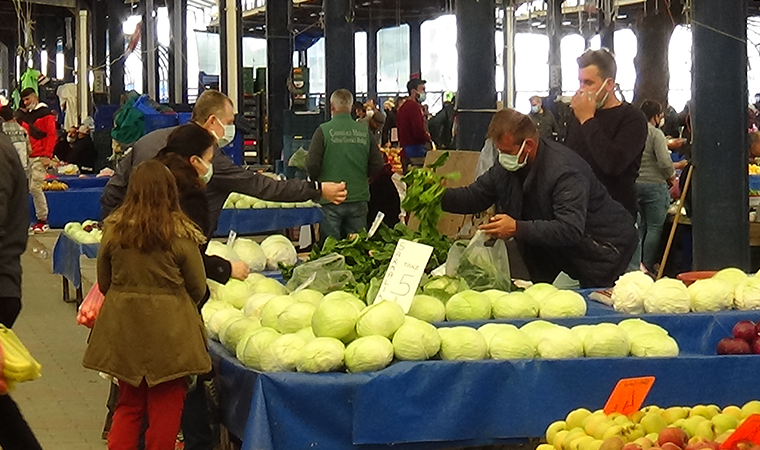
[427, 151, 450, 170]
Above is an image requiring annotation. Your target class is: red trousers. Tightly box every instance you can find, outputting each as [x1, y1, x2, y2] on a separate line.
[108, 378, 187, 450]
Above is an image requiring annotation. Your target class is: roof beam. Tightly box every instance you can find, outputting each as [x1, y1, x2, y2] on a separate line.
[17, 0, 77, 8]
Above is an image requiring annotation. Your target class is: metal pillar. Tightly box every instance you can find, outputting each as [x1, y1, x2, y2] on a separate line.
[324, 0, 355, 117]
[92, 0, 108, 104]
[456, 0, 496, 151]
[409, 18, 422, 78]
[219, 0, 242, 112]
[143, 0, 157, 99]
[44, 17, 58, 80]
[691, 0, 749, 270]
[266, 0, 292, 164]
[0, 42, 8, 92]
[64, 15, 75, 82]
[108, 0, 126, 103]
[547, 0, 562, 102]
[77, 9, 90, 121]
[168, 0, 188, 103]
[367, 22, 378, 101]
[503, 1, 515, 108]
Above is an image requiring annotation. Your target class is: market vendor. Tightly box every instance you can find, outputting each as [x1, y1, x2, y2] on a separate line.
[440, 109, 638, 288]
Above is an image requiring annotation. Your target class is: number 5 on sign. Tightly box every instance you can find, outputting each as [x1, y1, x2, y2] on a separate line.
[375, 239, 434, 313]
[603, 376, 655, 416]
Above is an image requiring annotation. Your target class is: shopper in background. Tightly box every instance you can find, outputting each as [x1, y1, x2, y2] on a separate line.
[441, 109, 637, 288]
[358, 99, 386, 147]
[396, 78, 432, 161]
[100, 90, 347, 230]
[381, 98, 397, 147]
[307, 89, 385, 241]
[67, 124, 98, 174]
[0, 105, 31, 171]
[528, 96, 560, 141]
[16, 88, 57, 234]
[429, 93, 456, 149]
[0, 131, 43, 450]
[83, 160, 211, 450]
[636, 100, 676, 274]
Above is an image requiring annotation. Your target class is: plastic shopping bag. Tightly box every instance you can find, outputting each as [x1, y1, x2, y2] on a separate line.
[0, 341, 7, 395]
[0, 325, 42, 387]
[446, 230, 512, 292]
[285, 253, 355, 294]
[77, 282, 105, 328]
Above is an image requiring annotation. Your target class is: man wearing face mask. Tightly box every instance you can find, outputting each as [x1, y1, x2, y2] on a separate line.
[528, 96, 560, 141]
[396, 78, 431, 161]
[564, 49, 648, 223]
[100, 89, 348, 233]
[440, 109, 637, 288]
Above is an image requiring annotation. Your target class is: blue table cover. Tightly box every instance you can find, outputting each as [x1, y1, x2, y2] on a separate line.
[52, 233, 99, 288]
[29, 187, 103, 228]
[210, 310, 760, 450]
[51, 176, 110, 189]
[214, 208, 322, 237]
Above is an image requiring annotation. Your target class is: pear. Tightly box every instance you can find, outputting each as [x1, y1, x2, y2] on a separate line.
[547, 421, 568, 444]
[722, 405, 742, 421]
[641, 413, 668, 435]
[741, 400, 760, 419]
[711, 413, 739, 435]
[662, 407, 689, 424]
[692, 421, 716, 441]
[554, 430, 571, 450]
[567, 409, 594, 430]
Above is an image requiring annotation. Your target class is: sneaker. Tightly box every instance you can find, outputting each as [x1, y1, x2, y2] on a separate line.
[31, 221, 49, 234]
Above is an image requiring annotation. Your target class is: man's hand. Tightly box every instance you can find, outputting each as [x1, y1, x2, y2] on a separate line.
[230, 260, 250, 281]
[479, 214, 518, 240]
[321, 181, 347, 205]
[571, 89, 597, 125]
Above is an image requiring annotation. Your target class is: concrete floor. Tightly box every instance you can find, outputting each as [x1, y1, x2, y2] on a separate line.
[9, 231, 107, 449]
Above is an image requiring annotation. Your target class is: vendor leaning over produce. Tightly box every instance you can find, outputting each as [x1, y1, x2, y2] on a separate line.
[440, 109, 638, 288]
[100, 89, 348, 230]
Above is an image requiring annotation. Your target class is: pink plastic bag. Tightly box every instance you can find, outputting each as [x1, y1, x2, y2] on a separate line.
[77, 282, 105, 328]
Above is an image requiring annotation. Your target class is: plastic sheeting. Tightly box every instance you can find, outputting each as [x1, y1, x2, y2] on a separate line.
[52, 233, 99, 289]
[210, 310, 760, 450]
[213, 208, 322, 237]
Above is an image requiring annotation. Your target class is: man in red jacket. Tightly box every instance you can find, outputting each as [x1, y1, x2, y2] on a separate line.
[396, 78, 431, 162]
[16, 88, 56, 233]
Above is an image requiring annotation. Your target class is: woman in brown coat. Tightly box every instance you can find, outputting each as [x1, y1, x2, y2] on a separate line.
[83, 159, 211, 450]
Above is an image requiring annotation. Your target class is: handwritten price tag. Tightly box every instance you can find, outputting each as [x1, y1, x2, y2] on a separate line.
[603, 376, 655, 415]
[227, 230, 238, 248]
[375, 239, 433, 313]
[721, 414, 760, 449]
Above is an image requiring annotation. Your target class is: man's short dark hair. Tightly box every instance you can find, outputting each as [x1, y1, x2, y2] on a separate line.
[406, 78, 426, 95]
[0, 106, 14, 121]
[20, 88, 37, 98]
[640, 100, 663, 121]
[577, 48, 617, 81]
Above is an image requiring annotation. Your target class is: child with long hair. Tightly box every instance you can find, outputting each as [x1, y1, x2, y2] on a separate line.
[83, 159, 211, 450]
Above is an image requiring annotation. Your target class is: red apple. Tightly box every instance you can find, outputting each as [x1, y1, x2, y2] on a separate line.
[662, 443, 685, 450]
[733, 320, 757, 341]
[752, 339, 760, 354]
[659, 428, 689, 449]
[717, 337, 752, 355]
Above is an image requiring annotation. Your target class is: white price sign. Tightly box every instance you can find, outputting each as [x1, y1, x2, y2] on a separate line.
[375, 239, 434, 313]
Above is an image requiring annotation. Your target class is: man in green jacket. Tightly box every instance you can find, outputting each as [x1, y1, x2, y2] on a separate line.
[307, 89, 385, 241]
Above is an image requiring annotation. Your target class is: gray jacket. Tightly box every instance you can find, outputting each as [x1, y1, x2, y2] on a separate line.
[0, 132, 29, 298]
[636, 123, 675, 185]
[100, 126, 323, 232]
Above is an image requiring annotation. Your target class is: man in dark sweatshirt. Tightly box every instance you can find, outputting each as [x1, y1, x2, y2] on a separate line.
[564, 48, 648, 222]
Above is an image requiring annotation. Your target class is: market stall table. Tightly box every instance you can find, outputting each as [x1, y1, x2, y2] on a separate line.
[52, 232, 98, 305]
[49, 175, 111, 189]
[213, 207, 322, 237]
[210, 310, 760, 450]
[30, 187, 104, 228]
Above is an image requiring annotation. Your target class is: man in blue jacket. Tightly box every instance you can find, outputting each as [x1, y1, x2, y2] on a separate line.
[441, 109, 637, 288]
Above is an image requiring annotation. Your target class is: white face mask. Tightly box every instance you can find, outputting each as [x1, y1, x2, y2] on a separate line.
[594, 79, 610, 109]
[418, 91, 427, 103]
[197, 157, 214, 184]
[213, 117, 236, 148]
[659, 117, 666, 128]
[66, 135, 76, 143]
[366, 109, 375, 118]
[498, 140, 529, 172]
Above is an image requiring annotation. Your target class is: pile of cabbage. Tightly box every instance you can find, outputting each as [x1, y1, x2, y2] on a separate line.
[418, 278, 587, 322]
[204, 275, 677, 374]
[611, 268, 760, 314]
[64, 220, 102, 244]
[223, 192, 317, 209]
[205, 235, 297, 272]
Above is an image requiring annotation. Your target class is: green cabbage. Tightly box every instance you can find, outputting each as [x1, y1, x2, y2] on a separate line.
[259, 295, 297, 329]
[238, 327, 281, 370]
[205, 241, 239, 262]
[407, 295, 446, 323]
[734, 276, 760, 310]
[687, 278, 734, 312]
[477, 323, 518, 346]
[421, 276, 469, 303]
[311, 298, 360, 340]
[445, 290, 492, 321]
[520, 320, 561, 347]
[233, 238, 267, 272]
[524, 283, 559, 306]
[392, 317, 441, 361]
[251, 278, 289, 296]
[243, 293, 278, 318]
[643, 278, 690, 314]
[630, 332, 679, 357]
[571, 324, 594, 342]
[437, 326, 488, 360]
[295, 327, 317, 343]
[344, 335, 394, 372]
[611, 271, 654, 314]
[261, 235, 298, 270]
[713, 267, 748, 287]
[276, 301, 316, 334]
[260, 334, 306, 372]
[207, 308, 245, 341]
[539, 290, 587, 318]
[217, 279, 255, 309]
[356, 300, 406, 338]
[296, 337, 345, 373]
[201, 300, 235, 325]
[582, 323, 630, 358]
[244, 273, 267, 286]
[486, 290, 539, 319]
[220, 317, 261, 353]
[488, 328, 536, 359]
[536, 326, 584, 359]
[290, 289, 324, 305]
[324, 291, 366, 313]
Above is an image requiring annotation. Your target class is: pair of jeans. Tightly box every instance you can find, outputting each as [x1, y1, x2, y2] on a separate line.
[321, 202, 369, 242]
[637, 182, 671, 271]
[0, 297, 43, 450]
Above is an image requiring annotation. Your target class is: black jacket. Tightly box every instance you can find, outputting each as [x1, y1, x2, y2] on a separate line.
[69, 135, 97, 173]
[100, 126, 324, 232]
[0, 132, 29, 298]
[441, 139, 637, 288]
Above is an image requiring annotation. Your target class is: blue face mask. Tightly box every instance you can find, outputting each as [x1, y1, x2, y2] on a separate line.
[530, 105, 540, 114]
[498, 140, 528, 172]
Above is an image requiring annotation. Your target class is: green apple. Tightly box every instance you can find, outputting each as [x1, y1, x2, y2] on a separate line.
[693, 421, 716, 441]
[645, 433, 659, 443]
[563, 428, 589, 450]
[553, 430, 571, 450]
[603, 426, 625, 441]
[741, 400, 760, 419]
[567, 409, 593, 430]
[711, 413, 739, 435]
[633, 437, 654, 449]
[591, 421, 618, 441]
[681, 416, 707, 438]
[641, 413, 668, 435]
[629, 411, 645, 424]
[584, 412, 610, 429]
[722, 406, 742, 421]
[547, 421, 567, 444]
[570, 436, 597, 450]
[689, 405, 717, 420]
[621, 425, 645, 443]
[615, 416, 634, 427]
[662, 407, 689, 424]
[538, 445, 556, 450]
[586, 440, 604, 450]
